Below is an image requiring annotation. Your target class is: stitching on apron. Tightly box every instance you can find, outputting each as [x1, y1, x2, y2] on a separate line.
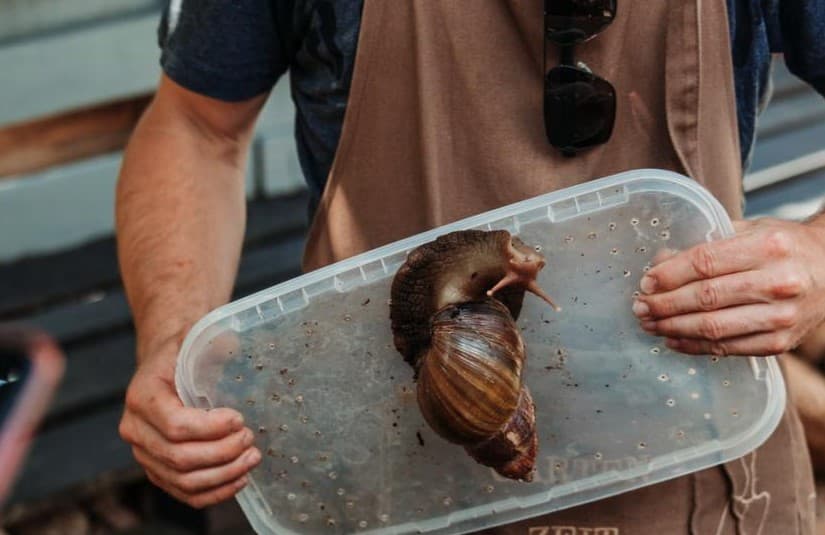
[665, 0, 700, 179]
[693, 0, 704, 179]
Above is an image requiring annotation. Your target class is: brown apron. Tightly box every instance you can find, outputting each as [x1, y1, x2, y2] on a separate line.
[302, 1, 816, 532]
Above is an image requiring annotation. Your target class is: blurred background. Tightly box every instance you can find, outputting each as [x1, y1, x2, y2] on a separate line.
[0, 2, 823, 534]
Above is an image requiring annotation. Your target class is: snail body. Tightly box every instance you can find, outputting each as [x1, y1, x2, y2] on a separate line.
[390, 230, 558, 481]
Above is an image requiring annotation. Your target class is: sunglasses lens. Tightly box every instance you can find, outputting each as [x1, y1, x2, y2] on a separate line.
[544, 65, 616, 153]
[545, 0, 617, 46]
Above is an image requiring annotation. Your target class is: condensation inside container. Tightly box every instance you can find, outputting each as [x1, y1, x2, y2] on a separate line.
[189, 188, 773, 535]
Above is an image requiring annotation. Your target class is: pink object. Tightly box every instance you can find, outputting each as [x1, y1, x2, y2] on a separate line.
[0, 325, 65, 506]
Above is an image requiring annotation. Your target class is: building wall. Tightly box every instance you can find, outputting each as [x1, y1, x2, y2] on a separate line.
[0, 6, 306, 263]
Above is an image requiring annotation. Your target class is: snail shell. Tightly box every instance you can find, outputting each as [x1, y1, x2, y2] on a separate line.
[390, 230, 557, 481]
[419, 299, 539, 480]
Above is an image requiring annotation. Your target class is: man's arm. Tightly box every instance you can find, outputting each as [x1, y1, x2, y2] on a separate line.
[632, 209, 825, 357]
[116, 74, 268, 508]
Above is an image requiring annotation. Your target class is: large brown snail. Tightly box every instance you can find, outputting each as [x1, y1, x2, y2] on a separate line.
[390, 229, 559, 481]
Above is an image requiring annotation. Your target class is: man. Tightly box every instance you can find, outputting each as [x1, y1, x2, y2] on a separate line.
[116, 1, 825, 532]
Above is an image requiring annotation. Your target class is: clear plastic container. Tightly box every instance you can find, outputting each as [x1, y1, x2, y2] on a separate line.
[176, 169, 784, 535]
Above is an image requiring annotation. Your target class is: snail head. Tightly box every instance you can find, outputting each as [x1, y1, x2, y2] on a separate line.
[487, 237, 561, 311]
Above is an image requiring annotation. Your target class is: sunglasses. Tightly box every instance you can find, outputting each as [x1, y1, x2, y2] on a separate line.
[543, 0, 617, 156]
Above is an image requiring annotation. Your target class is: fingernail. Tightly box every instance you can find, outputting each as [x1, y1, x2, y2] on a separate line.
[665, 338, 680, 349]
[235, 477, 248, 489]
[242, 428, 254, 446]
[632, 300, 650, 318]
[652, 248, 678, 265]
[640, 275, 657, 294]
[246, 448, 261, 465]
[232, 414, 244, 429]
[641, 320, 656, 332]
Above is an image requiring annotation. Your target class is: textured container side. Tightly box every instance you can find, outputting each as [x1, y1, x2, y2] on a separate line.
[175, 169, 786, 535]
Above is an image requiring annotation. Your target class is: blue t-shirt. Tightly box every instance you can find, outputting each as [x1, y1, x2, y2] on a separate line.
[158, 0, 825, 212]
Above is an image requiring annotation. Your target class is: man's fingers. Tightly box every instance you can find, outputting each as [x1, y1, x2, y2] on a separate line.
[634, 271, 764, 319]
[156, 405, 244, 442]
[732, 219, 758, 233]
[186, 476, 250, 509]
[128, 380, 244, 442]
[125, 419, 255, 471]
[641, 233, 769, 294]
[665, 331, 796, 357]
[135, 444, 261, 496]
[651, 247, 679, 266]
[641, 304, 796, 341]
[145, 469, 249, 510]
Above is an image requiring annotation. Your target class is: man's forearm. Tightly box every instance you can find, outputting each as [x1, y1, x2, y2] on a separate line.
[116, 97, 248, 364]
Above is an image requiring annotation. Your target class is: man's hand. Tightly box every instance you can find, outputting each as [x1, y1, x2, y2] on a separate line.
[632, 217, 825, 356]
[115, 75, 269, 507]
[119, 351, 261, 508]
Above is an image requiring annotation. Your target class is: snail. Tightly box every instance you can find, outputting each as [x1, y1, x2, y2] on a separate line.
[390, 229, 559, 481]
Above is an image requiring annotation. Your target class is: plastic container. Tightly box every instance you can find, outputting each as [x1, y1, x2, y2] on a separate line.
[176, 169, 785, 535]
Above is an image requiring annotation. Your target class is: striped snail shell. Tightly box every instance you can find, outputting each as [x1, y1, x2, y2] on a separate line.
[390, 230, 559, 481]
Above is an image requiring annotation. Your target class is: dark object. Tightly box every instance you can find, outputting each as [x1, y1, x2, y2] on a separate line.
[389, 230, 559, 481]
[544, 0, 617, 155]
